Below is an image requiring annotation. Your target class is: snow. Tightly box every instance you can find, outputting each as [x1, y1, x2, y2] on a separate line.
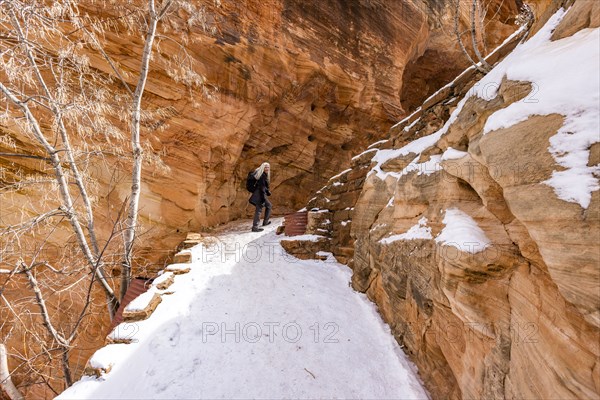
[441, 147, 468, 161]
[124, 288, 158, 312]
[0, 269, 11, 274]
[371, 223, 388, 231]
[384, 8, 599, 208]
[386, 196, 395, 208]
[477, 8, 599, 208]
[403, 116, 421, 132]
[380, 217, 433, 244]
[152, 272, 174, 288]
[107, 323, 141, 343]
[328, 168, 352, 182]
[435, 209, 491, 253]
[414, 155, 443, 176]
[59, 219, 428, 400]
[392, 107, 421, 129]
[340, 220, 351, 227]
[165, 263, 191, 273]
[351, 147, 378, 161]
[281, 234, 328, 242]
[384, 154, 444, 181]
[367, 139, 389, 149]
[87, 344, 130, 370]
[370, 13, 574, 184]
[370, 129, 449, 180]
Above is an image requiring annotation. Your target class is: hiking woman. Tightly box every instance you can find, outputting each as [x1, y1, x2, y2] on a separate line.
[249, 162, 272, 232]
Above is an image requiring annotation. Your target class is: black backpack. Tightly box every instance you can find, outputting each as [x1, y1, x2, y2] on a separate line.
[246, 171, 257, 193]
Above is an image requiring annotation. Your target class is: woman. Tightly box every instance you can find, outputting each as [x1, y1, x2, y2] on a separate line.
[249, 162, 272, 232]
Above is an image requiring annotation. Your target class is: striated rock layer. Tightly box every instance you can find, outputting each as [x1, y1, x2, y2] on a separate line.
[0, 0, 548, 397]
[0, 0, 521, 265]
[300, 1, 600, 399]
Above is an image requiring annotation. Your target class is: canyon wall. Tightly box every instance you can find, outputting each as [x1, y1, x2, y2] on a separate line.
[0, 0, 549, 398]
[297, 1, 600, 398]
[1, 0, 520, 263]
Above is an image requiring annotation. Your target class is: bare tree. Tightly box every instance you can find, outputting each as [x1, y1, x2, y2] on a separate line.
[454, 0, 491, 73]
[120, 0, 174, 301]
[454, 0, 534, 73]
[1, 343, 24, 400]
[0, 0, 212, 394]
[0, 0, 122, 316]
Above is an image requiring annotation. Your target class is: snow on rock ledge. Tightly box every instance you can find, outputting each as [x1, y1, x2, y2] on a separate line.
[435, 209, 492, 253]
[165, 262, 192, 275]
[122, 290, 162, 322]
[83, 344, 130, 377]
[380, 217, 433, 244]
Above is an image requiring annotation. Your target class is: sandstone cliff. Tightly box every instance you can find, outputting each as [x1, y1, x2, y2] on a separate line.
[1, 0, 520, 265]
[0, 0, 564, 398]
[295, 1, 600, 398]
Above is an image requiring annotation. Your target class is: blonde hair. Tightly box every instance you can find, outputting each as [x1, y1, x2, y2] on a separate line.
[253, 162, 271, 182]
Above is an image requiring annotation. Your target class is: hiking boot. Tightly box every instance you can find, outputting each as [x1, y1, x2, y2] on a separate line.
[252, 227, 264, 232]
[262, 221, 272, 226]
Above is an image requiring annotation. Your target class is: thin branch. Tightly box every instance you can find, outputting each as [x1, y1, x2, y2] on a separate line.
[454, 0, 488, 74]
[0, 152, 49, 160]
[470, 0, 492, 71]
[23, 264, 69, 347]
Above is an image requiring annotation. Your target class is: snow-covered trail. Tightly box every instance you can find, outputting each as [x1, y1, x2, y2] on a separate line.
[59, 219, 428, 399]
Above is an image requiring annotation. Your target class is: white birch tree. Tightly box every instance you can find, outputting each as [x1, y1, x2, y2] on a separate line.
[0, 0, 210, 393]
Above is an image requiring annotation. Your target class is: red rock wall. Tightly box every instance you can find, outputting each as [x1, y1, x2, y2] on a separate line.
[301, 1, 599, 398]
[0, 0, 521, 397]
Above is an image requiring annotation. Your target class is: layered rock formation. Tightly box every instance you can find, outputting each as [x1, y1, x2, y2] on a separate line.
[0, 0, 521, 262]
[294, 1, 600, 398]
[0, 0, 554, 398]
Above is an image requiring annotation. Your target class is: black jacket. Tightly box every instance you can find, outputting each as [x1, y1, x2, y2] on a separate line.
[249, 174, 270, 206]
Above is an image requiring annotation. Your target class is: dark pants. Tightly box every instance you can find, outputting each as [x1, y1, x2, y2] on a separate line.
[252, 198, 272, 228]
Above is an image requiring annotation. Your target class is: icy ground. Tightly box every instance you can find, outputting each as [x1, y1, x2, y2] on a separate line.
[59, 219, 428, 399]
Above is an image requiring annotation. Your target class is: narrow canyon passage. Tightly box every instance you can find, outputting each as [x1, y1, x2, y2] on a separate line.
[58, 219, 428, 399]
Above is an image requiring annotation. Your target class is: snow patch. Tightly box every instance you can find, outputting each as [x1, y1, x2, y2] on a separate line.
[370, 124, 453, 180]
[107, 323, 140, 343]
[88, 344, 131, 370]
[124, 288, 158, 312]
[152, 272, 174, 288]
[435, 209, 491, 253]
[281, 234, 327, 242]
[351, 147, 378, 160]
[380, 217, 433, 244]
[367, 139, 389, 149]
[441, 147, 468, 161]
[403, 116, 421, 132]
[386, 196, 395, 208]
[328, 168, 352, 182]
